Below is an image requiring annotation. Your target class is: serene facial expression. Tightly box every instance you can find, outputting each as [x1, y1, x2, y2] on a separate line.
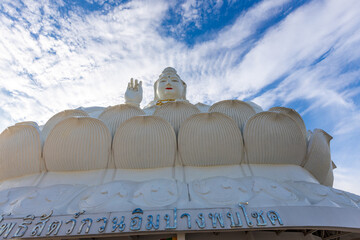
[156, 74, 184, 100]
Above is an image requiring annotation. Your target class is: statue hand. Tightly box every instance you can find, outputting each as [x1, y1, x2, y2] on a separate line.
[125, 78, 143, 107]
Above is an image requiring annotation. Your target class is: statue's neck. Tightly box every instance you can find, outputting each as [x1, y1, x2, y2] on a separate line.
[156, 99, 176, 106]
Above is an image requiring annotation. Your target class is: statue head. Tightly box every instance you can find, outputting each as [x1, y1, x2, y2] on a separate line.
[154, 67, 187, 101]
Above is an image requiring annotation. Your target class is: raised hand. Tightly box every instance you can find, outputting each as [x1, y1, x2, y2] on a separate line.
[125, 78, 143, 107]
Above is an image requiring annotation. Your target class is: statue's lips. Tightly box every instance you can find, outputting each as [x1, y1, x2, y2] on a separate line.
[165, 87, 173, 90]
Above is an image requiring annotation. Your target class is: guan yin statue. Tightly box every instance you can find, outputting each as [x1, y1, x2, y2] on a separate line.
[125, 67, 188, 109]
[0, 67, 359, 240]
[125, 67, 260, 114]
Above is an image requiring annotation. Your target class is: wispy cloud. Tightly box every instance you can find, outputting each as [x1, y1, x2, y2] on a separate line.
[334, 167, 360, 195]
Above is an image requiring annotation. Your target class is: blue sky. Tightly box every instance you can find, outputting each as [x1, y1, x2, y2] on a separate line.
[0, 0, 360, 194]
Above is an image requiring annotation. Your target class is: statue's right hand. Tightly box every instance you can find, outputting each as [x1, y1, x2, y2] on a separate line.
[125, 78, 143, 107]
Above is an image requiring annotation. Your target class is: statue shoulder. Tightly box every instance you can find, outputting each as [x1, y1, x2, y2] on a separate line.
[142, 100, 208, 115]
[143, 101, 158, 115]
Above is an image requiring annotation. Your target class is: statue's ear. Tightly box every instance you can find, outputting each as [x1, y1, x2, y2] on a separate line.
[182, 81, 187, 100]
[153, 80, 159, 101]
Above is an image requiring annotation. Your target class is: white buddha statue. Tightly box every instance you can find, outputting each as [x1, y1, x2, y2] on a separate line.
[125, 67, 262, 114]
[125, 67, 188, 112]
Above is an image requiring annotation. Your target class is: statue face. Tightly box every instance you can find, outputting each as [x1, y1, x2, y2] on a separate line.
[156, 74, 184, 100]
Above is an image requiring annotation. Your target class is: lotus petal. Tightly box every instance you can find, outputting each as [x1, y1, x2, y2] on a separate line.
[244, 112, 306, 165]
[246, 101, 263, 113]
[304, 129, 332, 183]
[209, 100, 256, 132]
[178, 112, 243, 166]
[42, 110, 88, 141]
[44, 117, 111, 171]
[77, 106, 105, 118]
[99, 104, 145, 137]
[15, 121, 39, 129]
[195, 102, 210, 112]
[113, 116, 176, 169]
[0, 125, 41, 180]
[15, 121, 43, 145]
[154, 102, 200, 134]
[269, 107, 306, 137]
[322, 166, 334, 187]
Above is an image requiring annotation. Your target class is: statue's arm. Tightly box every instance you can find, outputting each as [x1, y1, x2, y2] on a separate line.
[125, 78, 143, 107]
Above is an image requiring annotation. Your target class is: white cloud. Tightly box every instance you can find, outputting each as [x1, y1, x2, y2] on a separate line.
[1, 0, 359, 127]
[0, 0, 178, 125]
[334, 167, 360, 196]
[332, 112, 360, 136]
[169, 0, 225, 33]
[228, 0, 360, 94]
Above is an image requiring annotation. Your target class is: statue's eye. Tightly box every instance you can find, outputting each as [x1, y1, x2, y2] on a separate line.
[172, 80, 179, 82]
[160, 80, 166, 82]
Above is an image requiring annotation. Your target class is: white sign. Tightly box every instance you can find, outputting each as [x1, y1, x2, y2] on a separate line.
[0, 203, 283, 239]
